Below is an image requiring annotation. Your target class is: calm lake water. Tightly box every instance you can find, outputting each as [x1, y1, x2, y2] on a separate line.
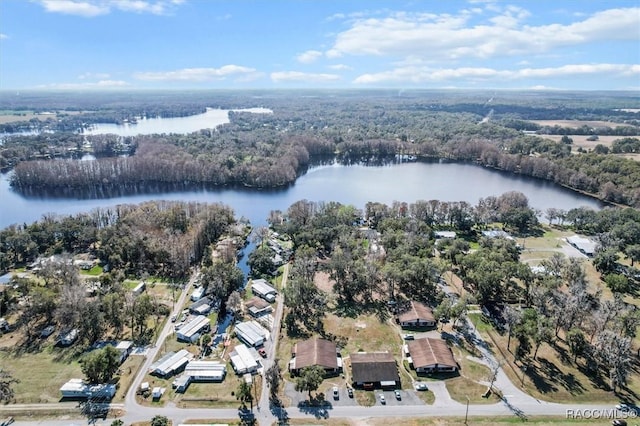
[0, 160, 604, 230]
[82, 107, 273, 136]
[0, 159, 605, 283]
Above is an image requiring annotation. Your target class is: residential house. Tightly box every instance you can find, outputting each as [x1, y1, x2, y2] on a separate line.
[229, 343, 259, 375]
[234, 320, 268, 348]
[396, 301, 436, 328]
[405, 338, 458, 373]
[245, 297, 273, 318]
[60, 379, 116, 400]
[289, 337, 341, 376]
[176, 316, 210, 343]
[250, 279, 277, 303]
[149, 349, 194, 378]
[350, 352, 400, 390]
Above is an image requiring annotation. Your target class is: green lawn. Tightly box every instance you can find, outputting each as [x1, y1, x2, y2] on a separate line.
[0, 345, 84, 403]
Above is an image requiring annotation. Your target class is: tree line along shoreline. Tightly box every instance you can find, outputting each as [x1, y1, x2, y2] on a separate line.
[1, 91, 639, 207]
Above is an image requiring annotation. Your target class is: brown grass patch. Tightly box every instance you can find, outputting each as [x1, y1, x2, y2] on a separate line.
[314, 271, 334, 293]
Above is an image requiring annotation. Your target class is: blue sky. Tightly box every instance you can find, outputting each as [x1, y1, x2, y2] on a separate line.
[0, 0, 639, 91]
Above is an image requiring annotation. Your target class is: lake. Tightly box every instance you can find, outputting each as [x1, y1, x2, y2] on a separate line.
[82, 107, 272, 136]
[0, 160, 604, 230]
[0, 159, 605, 283]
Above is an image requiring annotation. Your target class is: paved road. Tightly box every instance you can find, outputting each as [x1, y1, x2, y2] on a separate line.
[256, 262, 289, 426]
[123, 271, 195, 415]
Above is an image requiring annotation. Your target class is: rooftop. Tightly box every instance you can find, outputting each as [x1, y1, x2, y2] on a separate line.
[406, 338, 457, 369]
[292, 338, 338, 370]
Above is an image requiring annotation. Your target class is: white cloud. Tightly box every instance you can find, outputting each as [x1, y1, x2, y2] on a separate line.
[134, 65, 258, 81]
[38, 80, 130, 89]
[296, 50, 323, 64]
[78, 72, 111, 80]
[34, 0, 185, 16]
[353, 63, 639, 84]
[328, 64, 352, 71]
[37, 1, 109, 17]
[271, 71, 340, 83]
[326, 7, 640, 61]
[0, 33, 8, 40]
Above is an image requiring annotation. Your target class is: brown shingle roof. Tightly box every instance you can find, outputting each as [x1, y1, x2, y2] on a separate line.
[397, 301, 435, 323]
[245, 297, 269, 310]
[407, 338, 457, 369]
[292, 338, 338, 370]
[350, 352, 400, 383]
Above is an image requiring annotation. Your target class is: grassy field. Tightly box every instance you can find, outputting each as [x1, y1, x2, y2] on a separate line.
[0, 345, 84, 403]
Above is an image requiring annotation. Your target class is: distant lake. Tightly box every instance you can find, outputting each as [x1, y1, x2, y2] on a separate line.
[82, 107, 272, 136]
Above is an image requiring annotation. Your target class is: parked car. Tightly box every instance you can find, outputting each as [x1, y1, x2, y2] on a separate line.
[258, 348, 267, 358]
[170, 314, 177, 323]
[615, 403, 637, 413]
[347, 387, 353, 398]
[415, 382, 428, 391]
[332, 386, 339, 399]
[403, 334, 415, 340]
[379, 394, 386, 404]
[394, 390, 401, 400]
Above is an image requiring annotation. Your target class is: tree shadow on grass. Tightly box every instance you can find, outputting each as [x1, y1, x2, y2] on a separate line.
[527, 357, 586, 396]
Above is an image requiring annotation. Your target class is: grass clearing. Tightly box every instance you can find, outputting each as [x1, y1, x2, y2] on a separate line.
[0, 345, 84, 403]
[445, 376, 499, 404]
[80, 265, 103, 276]
[324, 312, 401, 356]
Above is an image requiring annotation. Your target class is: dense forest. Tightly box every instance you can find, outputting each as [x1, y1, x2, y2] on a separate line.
[2, 90, 639, 206]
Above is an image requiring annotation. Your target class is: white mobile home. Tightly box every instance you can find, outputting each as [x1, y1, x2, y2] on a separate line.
[234, 320, 268, 348]
[250, 279, 277, 303]
[173, 361, 227, 392]
[230, 344, 259, 375]
[191, 286, 204, 302]
[149, 349, 193, 378]
[60, 379, 116, 400]
[176, 316, 210, 343]
[115, 340, 133, 364]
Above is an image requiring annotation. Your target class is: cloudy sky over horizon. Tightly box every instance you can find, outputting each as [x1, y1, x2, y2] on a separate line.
[0, 0, 639, 91]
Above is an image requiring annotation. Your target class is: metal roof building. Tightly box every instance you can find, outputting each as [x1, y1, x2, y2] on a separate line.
[230, 343, 259, 375]
[149, 349, 193, 377]
[60, 379, 116, 400]
[234, 320, 268, 348]
[250, 279, 277, 302]
[566, 235, 598, 257]
[172, 361, 227, 392]
[176, 316, 210, 343]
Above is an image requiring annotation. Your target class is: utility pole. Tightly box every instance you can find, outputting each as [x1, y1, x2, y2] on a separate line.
[465, 395, 470, 424]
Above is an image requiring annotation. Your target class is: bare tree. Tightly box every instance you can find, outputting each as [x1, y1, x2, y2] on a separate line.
[0, 369, 18, 403]
[596, 330, 632, 393]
